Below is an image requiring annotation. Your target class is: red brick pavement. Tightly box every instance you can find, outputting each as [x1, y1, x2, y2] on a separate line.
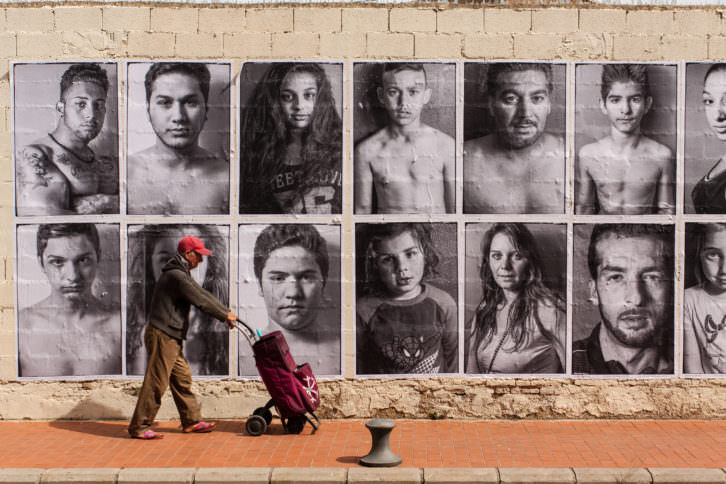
[1, 419, 725, 469]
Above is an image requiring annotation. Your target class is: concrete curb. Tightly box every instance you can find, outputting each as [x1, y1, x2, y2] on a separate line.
[423, 467, 499, 483]
[117, 468, 194, 484]
[499, 467, 576, 483]
[41, 468, 119, 484]
[0, 469, 43, 484]
[347, 467, 421, 483]
[573, 468, 652, 484]
[649, 468, 726, 483]
[1, 467, 726, 484]
[271, 468, 348, 484]
[194, 467, 271, 484]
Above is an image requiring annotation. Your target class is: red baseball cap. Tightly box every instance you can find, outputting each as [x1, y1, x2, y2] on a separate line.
[177, 236, 212, 256]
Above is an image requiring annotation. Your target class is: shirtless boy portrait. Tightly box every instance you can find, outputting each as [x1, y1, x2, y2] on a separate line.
[575, 64, 675, 215]
[14, 63, 119, 216]
[463, 62, 565, 214]
[354, 63, 455, 214]
[18, 223, 121, 377]
[127, 62, 230, 215]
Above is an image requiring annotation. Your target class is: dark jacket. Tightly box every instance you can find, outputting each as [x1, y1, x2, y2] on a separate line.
[572, 323, 674, 375]
[148, 254, 229, 341]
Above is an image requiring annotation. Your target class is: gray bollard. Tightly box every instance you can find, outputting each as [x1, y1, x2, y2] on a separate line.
[359, 418, 402, 467]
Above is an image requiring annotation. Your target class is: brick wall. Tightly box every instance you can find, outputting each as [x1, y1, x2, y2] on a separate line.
[1, 5, 724, 420]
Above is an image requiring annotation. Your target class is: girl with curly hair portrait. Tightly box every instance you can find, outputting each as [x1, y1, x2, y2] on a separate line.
[239, 62, 343, 214]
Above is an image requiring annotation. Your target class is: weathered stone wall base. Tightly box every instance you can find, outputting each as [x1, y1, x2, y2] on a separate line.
[2, 378, 725, 421]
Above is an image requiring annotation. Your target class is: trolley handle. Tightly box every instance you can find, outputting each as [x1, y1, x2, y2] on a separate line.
[231, 318, 259, 347]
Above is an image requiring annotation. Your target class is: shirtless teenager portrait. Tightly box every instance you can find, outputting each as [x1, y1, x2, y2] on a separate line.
[17, 223, 121, 377]
[127, 62, 230, 215]
[575, 64, 676, 215]
[463, 62, 565, 214]
[14, 63, 119, 216]
[354, 62, 455, 214]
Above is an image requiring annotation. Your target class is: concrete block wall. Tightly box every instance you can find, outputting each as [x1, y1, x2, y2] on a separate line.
[1, 4, 724, 420]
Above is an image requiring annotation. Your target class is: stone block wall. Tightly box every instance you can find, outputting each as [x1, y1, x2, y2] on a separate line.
[1, 4, 725, 420]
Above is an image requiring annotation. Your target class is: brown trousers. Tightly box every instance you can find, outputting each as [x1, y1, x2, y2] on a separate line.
[128, 325, 201, 436]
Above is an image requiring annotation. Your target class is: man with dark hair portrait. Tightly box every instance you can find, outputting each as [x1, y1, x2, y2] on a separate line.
[464, 62, 564, 214]
[573, 224, 674, 375]
[18, 223, 121, 377]
[239, 224, 340, 376]
[127, 62, 229, 215]
[355, 63, 455, 214]
[576, 64, 674, 215]
[16, 63, 118, 216]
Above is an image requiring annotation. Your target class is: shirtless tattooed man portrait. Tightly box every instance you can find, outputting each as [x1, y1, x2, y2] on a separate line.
[14, 63, 119, 216]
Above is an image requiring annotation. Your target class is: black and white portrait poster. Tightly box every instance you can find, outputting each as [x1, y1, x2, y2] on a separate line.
[237, 223, 342, 377]
[683, 222, 726, 374]
[463, 62, 566, 214]
[572, 223, 674, 376]
[239, 62, 344, 215]
[13, 62, 119, 216]
[353, 62, 456, 215]
[575, 63, 677, 216]
[126, 224, 230, 376]
[355, 222, 458, 375]
[685, 63, 726, 214]
[464, 223, 567, 375]
[126, 61, 231, 215]
[16, 223, 121, 377]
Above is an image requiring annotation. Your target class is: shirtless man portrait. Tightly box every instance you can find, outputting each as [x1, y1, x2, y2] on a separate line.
[15, 63, 118, 216]
[463, 62, 564, 214]
[238, 224, 341, 376]
[18, 223, 121, 377]
[576, 64, 675, 215]
[354, 63, 455, 214]
[127, 62, 230, 215]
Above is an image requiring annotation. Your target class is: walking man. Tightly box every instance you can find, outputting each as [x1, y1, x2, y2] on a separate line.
[128, 235, 237, 439]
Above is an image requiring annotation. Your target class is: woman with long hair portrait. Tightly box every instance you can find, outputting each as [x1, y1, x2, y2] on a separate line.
[239, 62, 343, 214]
[466, 223, 566, 374]
[126, 224, 229, 376]
[692, 64, 726, 213]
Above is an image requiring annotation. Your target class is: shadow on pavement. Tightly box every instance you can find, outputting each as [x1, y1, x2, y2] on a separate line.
[336, 456, 361, 464]
[48, 420, 129, 439]
[47, 400, 128, 438]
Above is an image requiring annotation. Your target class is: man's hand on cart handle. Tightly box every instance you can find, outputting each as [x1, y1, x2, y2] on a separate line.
[226, 311, 238, 329]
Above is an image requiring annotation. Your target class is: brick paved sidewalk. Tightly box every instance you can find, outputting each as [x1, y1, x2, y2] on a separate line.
[1, 419, 726, 469]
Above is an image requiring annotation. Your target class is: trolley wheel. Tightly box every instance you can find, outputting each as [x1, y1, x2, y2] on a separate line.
[245, 415, 267, 436]
[285, 415, 306, 434]
[253, 407, 273, 425]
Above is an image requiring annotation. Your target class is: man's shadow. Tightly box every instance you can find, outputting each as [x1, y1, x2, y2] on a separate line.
[48, 400, 290, 438]
[48, 400, 128, 438]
